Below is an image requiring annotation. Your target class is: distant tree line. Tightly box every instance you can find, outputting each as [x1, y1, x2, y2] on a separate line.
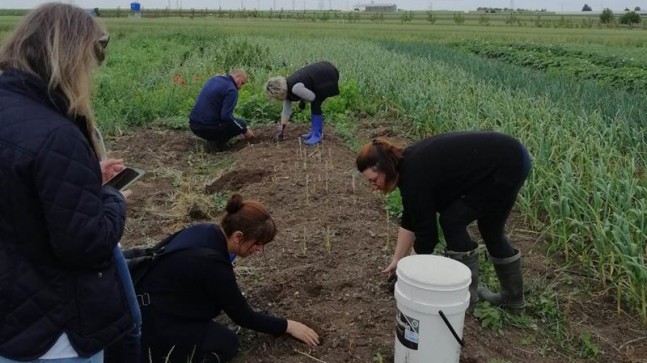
[582, 4, 642, 12]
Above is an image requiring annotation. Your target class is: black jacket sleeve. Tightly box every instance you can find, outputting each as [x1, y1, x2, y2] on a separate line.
[204, 261, 287, 335]
[401, 187, 439, 254]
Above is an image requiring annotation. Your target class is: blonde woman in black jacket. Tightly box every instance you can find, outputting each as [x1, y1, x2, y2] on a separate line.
[0, 4, 133, 361]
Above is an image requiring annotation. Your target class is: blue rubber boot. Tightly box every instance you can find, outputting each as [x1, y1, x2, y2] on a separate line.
[301, 124, 312, 140]
[304, 114, 323, 146]
[301, 114, 314, 139]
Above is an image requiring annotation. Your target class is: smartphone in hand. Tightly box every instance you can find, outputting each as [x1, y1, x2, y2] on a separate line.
[104, 167, 145, 191]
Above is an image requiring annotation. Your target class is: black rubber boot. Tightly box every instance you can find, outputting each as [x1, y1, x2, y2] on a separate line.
[477, 249, 525, 314]
[206, 140, 226, 153]
[446, 249, 479, 307]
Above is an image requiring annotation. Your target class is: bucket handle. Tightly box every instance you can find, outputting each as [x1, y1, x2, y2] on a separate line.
[438, 310, 465, 347]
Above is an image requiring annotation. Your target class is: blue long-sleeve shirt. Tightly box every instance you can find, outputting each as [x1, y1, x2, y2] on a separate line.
[189, 75, 246, 133]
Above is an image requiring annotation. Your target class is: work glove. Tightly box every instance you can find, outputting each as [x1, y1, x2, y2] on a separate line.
[274, 123, 286, 142]
[298, 100, 306, 111]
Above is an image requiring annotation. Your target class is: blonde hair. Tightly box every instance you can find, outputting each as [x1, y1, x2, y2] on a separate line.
[0, 3, 107, 155]
[230, 69, 248, 82]
[264, 76, 287, 100]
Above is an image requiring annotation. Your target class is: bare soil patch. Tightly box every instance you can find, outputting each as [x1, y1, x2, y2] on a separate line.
[107, 123, 647, 363]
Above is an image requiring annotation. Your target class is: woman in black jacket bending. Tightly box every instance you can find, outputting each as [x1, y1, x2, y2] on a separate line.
[356, 132, 532, 313]
[137, 194, 319, 362]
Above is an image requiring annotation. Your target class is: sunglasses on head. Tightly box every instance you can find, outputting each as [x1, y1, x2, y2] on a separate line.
[94, 34, 110, 64]
[98, 34, 110, 49]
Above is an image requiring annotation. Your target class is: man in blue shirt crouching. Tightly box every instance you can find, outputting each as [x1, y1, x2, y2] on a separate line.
[189, 69, 255, 152]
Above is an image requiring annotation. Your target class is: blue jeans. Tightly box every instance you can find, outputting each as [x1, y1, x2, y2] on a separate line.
[113, 247, 141, 363]
[0, 351, 102, 363]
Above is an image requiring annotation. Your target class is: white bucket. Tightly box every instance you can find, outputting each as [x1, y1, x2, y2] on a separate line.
[394, 255, 471, 363]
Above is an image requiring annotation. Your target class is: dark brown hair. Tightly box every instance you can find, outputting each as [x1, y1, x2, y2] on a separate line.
[356, 137, 404, 190]
[221, 194, 277, 245]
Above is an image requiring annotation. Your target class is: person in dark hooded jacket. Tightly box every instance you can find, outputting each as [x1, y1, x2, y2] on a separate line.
[0, 3, 133, 362]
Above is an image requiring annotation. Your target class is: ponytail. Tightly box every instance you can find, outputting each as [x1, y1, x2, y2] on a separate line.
[221, 194, 277, 245]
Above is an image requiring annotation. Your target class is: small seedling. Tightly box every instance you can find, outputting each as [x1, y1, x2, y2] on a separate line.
[325, 226, 331, 254]
[318, 144, 323, 163]
[384, 208, 391, 251]
[305, 173, 310, 206]
[301, 225, 307, 255]
[325, 160, 329, 192]
[297, 137, 303, 158]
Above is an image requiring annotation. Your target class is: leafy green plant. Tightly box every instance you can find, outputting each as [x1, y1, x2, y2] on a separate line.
[579, 331, 601, 358]
[385, 189, 403, 219]
[236, 88, 280, 123]
[619, 11, 641, 26]
[600, 8, 614, 24]
[473, 303, 504, 334]
[426, 12, 436, 24]
[211, 191, 230, 213]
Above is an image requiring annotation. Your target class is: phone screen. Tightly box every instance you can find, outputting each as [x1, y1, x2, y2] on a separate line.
[105, 167, 144, 190]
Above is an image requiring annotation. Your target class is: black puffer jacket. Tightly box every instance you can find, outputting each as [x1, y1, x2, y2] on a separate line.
[286, 61, 340, 102]
[0, 69, 132, 359]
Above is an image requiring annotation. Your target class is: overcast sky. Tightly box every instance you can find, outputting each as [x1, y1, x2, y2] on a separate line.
[0, 0, 642, 12]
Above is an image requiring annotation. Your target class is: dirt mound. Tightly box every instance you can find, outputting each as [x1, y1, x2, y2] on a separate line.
[205, 169, 269, 194]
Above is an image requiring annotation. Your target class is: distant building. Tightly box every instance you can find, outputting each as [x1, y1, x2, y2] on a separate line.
[353, 3, 397, 12]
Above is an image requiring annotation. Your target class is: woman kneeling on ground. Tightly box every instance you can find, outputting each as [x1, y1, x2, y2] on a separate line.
[137, 194, 319, 362]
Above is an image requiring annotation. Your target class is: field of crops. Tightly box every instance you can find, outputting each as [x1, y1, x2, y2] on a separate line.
[1, 11, 646, 358]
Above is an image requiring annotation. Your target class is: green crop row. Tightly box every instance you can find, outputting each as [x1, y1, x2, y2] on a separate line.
[456, 40, 647, 90]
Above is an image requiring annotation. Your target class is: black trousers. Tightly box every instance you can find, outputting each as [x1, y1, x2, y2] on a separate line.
[438, 146, 532, 258]
[190, 120, 247, 145]
[439, 198, 516, 258]
[141, 319, 239, 363]
[311, 98, 325, 115]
